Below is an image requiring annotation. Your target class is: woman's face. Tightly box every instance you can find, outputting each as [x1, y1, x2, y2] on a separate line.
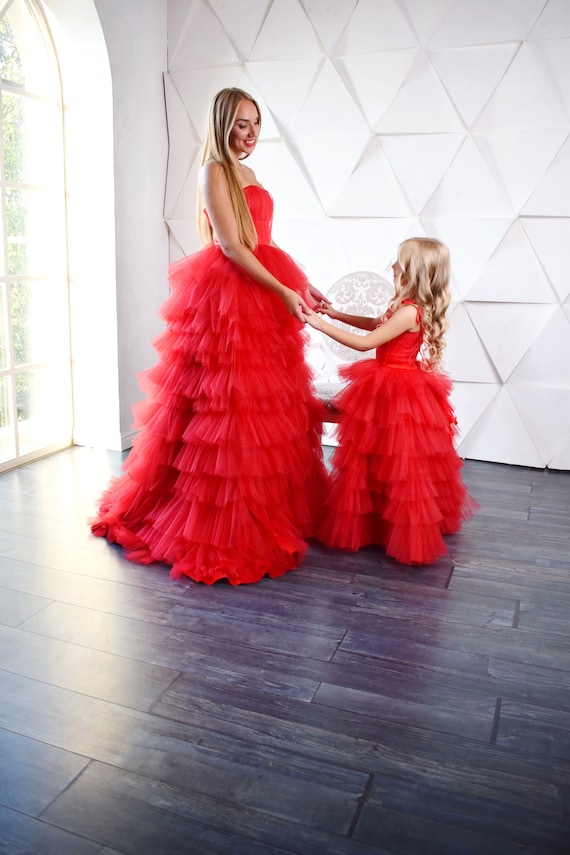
[229, 99, 260, 160]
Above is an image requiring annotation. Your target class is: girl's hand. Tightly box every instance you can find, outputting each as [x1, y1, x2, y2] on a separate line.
[304, 309, 324, 330]
[282, 288, 311, 323]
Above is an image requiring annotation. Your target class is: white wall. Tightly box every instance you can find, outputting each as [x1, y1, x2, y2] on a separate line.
[94, 0, 169, 448]
[164, 0, 570, 469]
[41, 0, 169, 450]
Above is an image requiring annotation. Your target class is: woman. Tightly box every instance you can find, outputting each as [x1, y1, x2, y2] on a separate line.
[91, 87, 330, 585]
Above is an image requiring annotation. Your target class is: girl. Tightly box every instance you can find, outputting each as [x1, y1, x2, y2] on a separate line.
[91, 87, 330, 584]
[305, 237, 477, 565]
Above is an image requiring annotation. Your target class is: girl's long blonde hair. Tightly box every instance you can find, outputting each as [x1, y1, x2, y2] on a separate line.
[391, 237, 451, 370]
[197, 87, 261, 250]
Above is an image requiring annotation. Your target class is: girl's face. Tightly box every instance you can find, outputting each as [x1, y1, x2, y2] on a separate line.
[229, 99, 260, 160]
[392, 259, 403, 291]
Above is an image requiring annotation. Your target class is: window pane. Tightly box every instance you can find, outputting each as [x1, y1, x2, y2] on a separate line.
[0, 374, 15, 461]
[0, 281, 7, 368]
[1, 1, 60, 96]
[11, 279, 69, 366]
[6, 187, 66, 276]
[0, 15, 24, 85]
[2, 92, 63, 186]
[16, 364, 71, 453]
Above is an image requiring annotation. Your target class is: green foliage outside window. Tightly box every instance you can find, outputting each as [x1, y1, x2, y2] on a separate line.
[0, 14, 30, 426]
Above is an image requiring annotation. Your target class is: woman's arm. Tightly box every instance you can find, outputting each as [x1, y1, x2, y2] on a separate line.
[200, 161, 309, 322]
[305, 304, 419, 352]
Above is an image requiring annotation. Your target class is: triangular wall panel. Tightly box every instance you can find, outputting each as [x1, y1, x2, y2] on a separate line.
[376, 53, 464, 133]
[169, 0, 240, 70]
[207, 0, 271, 59]
[429, 43, 518, 128]
[249, 0, 322, 60]
[522, 136, 570, 216]
[465, 302, 556, 382]
[474, 129, 567, 213]
[529, 1, 570, 40]
[301, 0, 358, 52]
[522, 217, 570, 303]
[458, 386, 544, 468]
[380, 133, 465, 213]
[336, 50, 418, 130]
[334, 0, 418, 54]
[466, 220, 558, 303]
[509, 308, 570, 388]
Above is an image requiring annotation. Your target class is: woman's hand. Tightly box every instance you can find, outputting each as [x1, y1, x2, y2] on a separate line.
[308, 284, 331, 310]
[282, 288, 311, 323]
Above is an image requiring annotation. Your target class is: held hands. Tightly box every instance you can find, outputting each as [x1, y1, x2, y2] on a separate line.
[282, 288, 311, 323]
[308, 284, 331, 310]
[303, 309, 325, 331]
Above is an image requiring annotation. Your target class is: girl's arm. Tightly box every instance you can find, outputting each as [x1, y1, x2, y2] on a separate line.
[305, 304, 419, 352]
[201, 161, 309, 322]
[321, 306, 381, 331]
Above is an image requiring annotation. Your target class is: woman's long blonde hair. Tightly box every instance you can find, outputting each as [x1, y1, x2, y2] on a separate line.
[391, 237, 451, 370]
[197, 87, 260, 250]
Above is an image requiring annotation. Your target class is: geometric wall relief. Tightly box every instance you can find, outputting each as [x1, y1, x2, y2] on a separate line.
[380, 133, 465, 213]
[207, 0, 274, 60]
[508, 385, 570, 469]
[522, 136, 570, 217]
[165, 0, 570, 468]
[376, 53, 464, 134]
[464, 303, 557, 383]
[248, 0, 322, 61]
[334, 0, 416, 54]
[427, 0, 545, 49]
[328, 139, 413, 218]
[337, 50, 418, 131]
[474, 129, 568, 213]
[299, 0, 358, 53]
[457, 386, 544, 468]
[450, 381, 501, 451]
[522, 217, 570, 303]
[245, 59, 323, 137]
[169, 0, 240, 70]
[292, 134, 370, 213]
[162, 74, 201, 221]
[442, 303, 501, 384]
[529, 0, 570, 40]
[429, 43, 519, 128]
[508, 308, 570, 388]
[328, 218, 417, 274]
[421, 217, 512, 298]
[465, 220, 558, 303]
[422, 136, 514, 218]
[475, 41, 568, 133]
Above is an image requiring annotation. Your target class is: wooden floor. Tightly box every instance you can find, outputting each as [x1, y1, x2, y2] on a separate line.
[0, 446, 569, 854]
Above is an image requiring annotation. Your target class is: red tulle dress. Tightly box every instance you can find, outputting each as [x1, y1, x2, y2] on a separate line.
[320, 303, 478, 565]
[91, 185, 330, 585]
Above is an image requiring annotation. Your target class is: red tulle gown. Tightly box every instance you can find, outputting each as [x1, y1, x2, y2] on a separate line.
[320, 302, 477, 565]
[91, 185, 330, 584]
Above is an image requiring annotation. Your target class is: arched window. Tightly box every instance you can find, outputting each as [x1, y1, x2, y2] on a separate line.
[0, 0, 70, 472]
